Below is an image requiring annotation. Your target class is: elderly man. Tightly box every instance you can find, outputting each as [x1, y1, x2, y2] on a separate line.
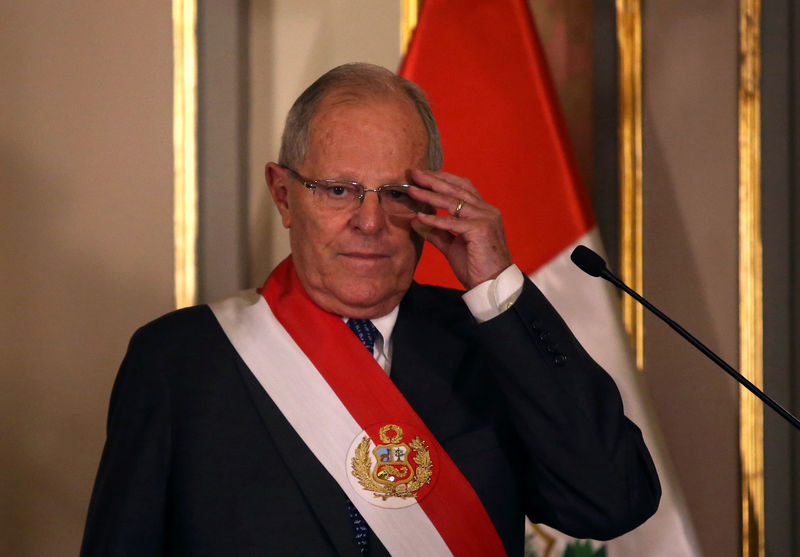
[82, 63, 659, 556]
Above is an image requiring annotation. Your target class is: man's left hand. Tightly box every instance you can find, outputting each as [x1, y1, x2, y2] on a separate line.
[409, 169, 512, 290]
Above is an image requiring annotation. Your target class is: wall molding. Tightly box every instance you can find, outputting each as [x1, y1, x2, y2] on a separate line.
[739, 1, 764, 556]
[173, 0, 198, 308]
[616, 0, 644, 369]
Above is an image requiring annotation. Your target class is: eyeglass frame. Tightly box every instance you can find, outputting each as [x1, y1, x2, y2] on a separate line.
[282, 166, 428, 215]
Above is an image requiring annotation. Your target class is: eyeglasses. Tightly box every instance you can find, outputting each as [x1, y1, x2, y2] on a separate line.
[284, 167, 427, 216]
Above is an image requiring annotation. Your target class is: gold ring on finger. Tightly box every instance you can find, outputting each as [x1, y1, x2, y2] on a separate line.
[454, 199, 466, 218]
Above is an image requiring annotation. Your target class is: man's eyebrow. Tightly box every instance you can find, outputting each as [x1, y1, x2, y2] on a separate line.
[315, 170, 360, 182]
[310, 174, 359, 183]
[323, 175, 421, 186]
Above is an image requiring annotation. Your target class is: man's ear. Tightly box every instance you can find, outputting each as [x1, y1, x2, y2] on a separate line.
[265, 162, 291, 228]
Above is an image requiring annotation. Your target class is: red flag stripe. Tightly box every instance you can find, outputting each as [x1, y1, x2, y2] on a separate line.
[401, 0, 594, 287]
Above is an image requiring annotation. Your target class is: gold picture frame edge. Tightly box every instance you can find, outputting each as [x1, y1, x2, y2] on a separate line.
[738, 1, 764, 556]
[616, 0, 644, 370]
[401, 0, 419, 53]
[173, 0, 198, 309]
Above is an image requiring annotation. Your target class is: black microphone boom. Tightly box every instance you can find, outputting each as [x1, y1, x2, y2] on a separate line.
[570, 245, 800, 431]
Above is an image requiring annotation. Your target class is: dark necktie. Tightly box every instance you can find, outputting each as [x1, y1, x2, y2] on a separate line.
[345, 318, 379, 554]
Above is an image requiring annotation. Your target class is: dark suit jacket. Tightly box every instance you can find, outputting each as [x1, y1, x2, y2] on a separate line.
[81, 278, 660, 556]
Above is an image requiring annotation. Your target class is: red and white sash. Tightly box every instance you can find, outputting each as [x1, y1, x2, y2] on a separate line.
[210, 257, 505, 556]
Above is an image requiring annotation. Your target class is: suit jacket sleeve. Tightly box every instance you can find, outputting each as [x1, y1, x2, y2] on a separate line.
[81, 329, 170, 556]
[472, 276, 661, 540]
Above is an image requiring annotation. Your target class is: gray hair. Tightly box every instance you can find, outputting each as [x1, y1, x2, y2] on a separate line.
[278, 63, 443, 171]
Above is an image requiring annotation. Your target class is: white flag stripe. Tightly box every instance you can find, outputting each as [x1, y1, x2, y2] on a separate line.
[528, 229, 702, 557]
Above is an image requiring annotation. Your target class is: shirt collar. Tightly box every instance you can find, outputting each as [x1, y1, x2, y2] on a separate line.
[341, 305, 399, 375]
[369, 304, 399, 348]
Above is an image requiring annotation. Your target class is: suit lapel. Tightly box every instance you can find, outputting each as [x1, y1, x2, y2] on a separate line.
[235, 355, 390, 557]
[390, 282, 472, 442]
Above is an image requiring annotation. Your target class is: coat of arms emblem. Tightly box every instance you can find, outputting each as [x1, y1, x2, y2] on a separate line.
[351, 424, 433, 500]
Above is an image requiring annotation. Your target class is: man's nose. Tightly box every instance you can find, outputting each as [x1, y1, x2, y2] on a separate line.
[350, 190, 386, 233]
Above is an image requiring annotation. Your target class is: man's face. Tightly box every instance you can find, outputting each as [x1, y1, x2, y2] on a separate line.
[267, 94, 429, 318]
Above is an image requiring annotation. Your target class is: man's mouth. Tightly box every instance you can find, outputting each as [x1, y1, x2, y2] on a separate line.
[340, 252, 389, 259]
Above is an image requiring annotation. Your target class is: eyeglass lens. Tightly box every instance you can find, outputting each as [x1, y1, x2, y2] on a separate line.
[313, 182, 424, 215]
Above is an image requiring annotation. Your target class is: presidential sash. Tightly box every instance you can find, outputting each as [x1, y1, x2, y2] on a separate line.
[210, 257, 505, 556]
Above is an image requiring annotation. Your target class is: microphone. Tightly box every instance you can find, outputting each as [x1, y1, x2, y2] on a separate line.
[570, 244, 607, 277]
[571, 245, 800, 431]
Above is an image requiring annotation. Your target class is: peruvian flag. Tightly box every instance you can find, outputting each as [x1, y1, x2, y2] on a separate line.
[400, 1, 700, 555]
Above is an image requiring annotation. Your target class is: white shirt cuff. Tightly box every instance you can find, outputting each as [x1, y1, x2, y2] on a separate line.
[462, 264, 525, 323]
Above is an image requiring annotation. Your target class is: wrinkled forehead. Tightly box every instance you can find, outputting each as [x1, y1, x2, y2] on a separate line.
[305, 92, 428, 165]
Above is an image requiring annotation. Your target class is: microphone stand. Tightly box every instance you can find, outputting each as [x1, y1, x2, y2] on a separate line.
[573, 246, 800, 431]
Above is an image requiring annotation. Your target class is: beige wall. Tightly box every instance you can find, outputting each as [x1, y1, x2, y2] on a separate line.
[642, 2, 740, 555]
[0, 3, 174, 555]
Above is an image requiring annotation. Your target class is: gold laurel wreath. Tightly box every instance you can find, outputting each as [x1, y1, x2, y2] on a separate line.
[351, 435, 433, 500]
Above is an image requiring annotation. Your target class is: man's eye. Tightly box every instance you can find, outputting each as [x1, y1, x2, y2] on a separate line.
[387, 188, 410, 200]
[323, 183, 354, 197]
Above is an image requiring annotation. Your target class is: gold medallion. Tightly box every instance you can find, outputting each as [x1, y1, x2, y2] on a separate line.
[350, 424, 433, 501]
